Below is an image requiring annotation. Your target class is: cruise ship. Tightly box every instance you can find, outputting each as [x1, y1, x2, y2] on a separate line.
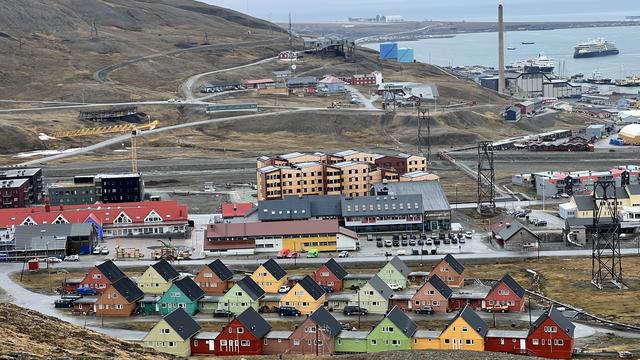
[574, 38, 619, 58]
[509, 54, 555, 73]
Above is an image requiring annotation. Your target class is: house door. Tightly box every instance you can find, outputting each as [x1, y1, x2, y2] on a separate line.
[231, 340, 239, 353]
[520, 339, 526, 351]
[481, 300, 486, 308]
[208, 339, 215, 352]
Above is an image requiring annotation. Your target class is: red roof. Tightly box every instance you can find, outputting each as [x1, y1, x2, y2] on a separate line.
[221, 202, 255, 218]
[206, 219, 357, 239]
[0, 200, 188, 227]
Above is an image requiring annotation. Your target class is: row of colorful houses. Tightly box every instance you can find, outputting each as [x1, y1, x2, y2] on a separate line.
[68, 254, 527, 318]
[142, 304, 575, 359]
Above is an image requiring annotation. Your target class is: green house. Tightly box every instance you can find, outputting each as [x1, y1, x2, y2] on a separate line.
[138, 295, 160, 315]
[348, 275, 393, 315]
[137, 259, 180, 295]
[335, 331, 369, 354]
[376, 256, 411, 289]
[197, 295, 222, 314]
[158, 277, 205, 316]
[142, 307, 201, 357]
[366, 306, 416, 352]
[218, 276, 265, 315]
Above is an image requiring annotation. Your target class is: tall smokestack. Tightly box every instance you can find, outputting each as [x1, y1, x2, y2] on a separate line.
[498, 4, 505, 94]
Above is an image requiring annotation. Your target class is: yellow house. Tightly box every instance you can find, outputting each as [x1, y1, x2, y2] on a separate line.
[439, 305, 487, 351]
[141, 308, 201, 357]
[412, 330, 441, 350]
[279, 275, 326, 314]
[137, 259, 180, 295]
[251, 258, 287, 293]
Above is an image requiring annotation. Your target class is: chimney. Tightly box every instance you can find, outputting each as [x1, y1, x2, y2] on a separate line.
[498, 4, 505, 94]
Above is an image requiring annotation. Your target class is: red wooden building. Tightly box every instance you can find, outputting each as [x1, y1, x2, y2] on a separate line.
[527, 306, 575, 359]
[78, 260, 126, 295]
[287, 307, 342, 355]
[61, 278, 83, 294]
[192, 307, 271, 356]
[314, 258, 348, 292]
[485, 330, 528, 355]
[485, 274, 526, 312]
[430, 254, 465, 288]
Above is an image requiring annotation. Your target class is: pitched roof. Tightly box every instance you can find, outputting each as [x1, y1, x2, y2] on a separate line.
[492, 274, 526, 298]
[236, 307, 272, 339]
[573, 195, 594, 211]
[173, 277, 205, 302]
[371, 181, 450, 213]
[388, 256, 411, 277]
[96, 260, 126, 283]
[262, 259, 287, 280]
[236, 276, 265, 300]
[151, 260, 180, 282]
[367, 275, 393, 300]
[309, 307, 342, 337]
[427, 274, 453, 298]
[111, 277, 144, 303]
[323, 258, 348, 280]
[446, 305, 488, 337]
[297, 276, 326, 300]
[206, 259, 233, 281]
[163, 308, 202, 340]
[385, 306, 417, 337]
[443, 254, 465, 275]
[491, 218, 539, 242]
[595, 186, 629, 199]
[221, 202, 255, 218]
[530, 306, 575, 338]
[258, 195, 342, 221]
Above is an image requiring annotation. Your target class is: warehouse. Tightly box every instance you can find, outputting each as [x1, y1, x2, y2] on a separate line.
[1, 223, 98, 261]
[371, 181, 451, 231]
[618, 124, 640, 145]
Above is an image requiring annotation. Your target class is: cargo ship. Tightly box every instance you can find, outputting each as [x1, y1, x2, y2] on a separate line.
[573, 38, 619, 58]
[616, 75, 640, 87]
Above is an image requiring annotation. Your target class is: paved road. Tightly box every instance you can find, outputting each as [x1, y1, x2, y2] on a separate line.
[94, 37, 286, 83]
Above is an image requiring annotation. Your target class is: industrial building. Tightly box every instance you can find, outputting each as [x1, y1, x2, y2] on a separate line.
[485, 72, 581, 99]
[48, 173, 144, 205]
[0, 168, 43, 205]
[204, 219, 358, 255]
[619, 110, 640, 124]
[618, 124, 640, 145]
[0, 223, 98, 261]
[586, 124, 607, 139]
[371, 181, 451, 230]
[256, 150, 429, 201]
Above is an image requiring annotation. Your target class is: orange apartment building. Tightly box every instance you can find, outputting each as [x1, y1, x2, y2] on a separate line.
[257, 150, 428, 200]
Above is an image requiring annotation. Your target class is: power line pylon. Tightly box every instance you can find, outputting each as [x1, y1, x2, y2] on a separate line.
[477, 141, 495, 215]
[592, 181, 626, 289]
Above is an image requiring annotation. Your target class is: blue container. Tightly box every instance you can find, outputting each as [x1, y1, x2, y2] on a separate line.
[397, 48, 414, 63]
[379, 42, 398, 60]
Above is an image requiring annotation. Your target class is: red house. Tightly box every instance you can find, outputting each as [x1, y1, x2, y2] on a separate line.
[485, 274, 526, 312]
[79, 260, 126, 295]
[485, 330, 528, 355]
[201, 307, 271, 356]
[527, 306, 576, 359]
[430, 254, 465, 288]
[314, 258, 348, 292]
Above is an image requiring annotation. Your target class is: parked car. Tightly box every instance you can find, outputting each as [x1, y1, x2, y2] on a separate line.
[430, 247, 437, 255]
[100, 248, 110, 255]
[443, 238, 451, 245]
[486, 305, 509, 313]
[451, 237, 458, 244]
[433, 239, 441, 245]
[420, 233, 428, 240]
[306, 249, 319, 258]
[401, 234, 409, 240]
[415, 306, 434, 315]
[410, 234, 417, 240]
[384, 239, 393, 247]
[392, 239, 400, 247]
[367, 234, 374, 241]
[214, 309, 233, 318]
[277, 249, 290, 258]
[465, 232, 473, 239]
[376, 240, 383, 248]
[392, 234, 400, 241]
[279, 306, 301, 317]
[425, 239, 433, 246]
[46, 256, 62, 263]
[401, 239, 408, 246]
[286, 251, 299, 258]
[339, 251, 349, 258]
[92, 247, 102, 255]
[459, 237, 466, 244]
[278, 285, 290, 293]
[387, 283, 402, 291]
[409, 239, 417, 246]
[417, 239, 425, 246]
[560, 193, 570, 198]
[343, 306, 368, 316]
[63, 255, 79, 262]
[438, 232, 446, 240]
[535, 220, 548, 227]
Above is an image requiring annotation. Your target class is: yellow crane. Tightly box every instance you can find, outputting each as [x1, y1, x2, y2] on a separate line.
[52, 120, 159, 138]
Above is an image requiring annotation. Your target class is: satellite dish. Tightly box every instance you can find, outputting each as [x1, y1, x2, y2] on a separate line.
[291, 64, 297, 70]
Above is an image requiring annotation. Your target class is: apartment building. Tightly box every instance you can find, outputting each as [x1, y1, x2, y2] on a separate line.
[0, 168, 43, 204]
[256, 150, 428, 201]
[0, 179, 30, 208]
[48, 173, 144, 205]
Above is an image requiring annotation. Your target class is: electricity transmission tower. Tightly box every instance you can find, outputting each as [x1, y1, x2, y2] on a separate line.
[477, 141, 495, 215]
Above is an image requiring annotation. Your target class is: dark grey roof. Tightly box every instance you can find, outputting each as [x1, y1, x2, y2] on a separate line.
[236, 307, 272, 339]
[427, 274, 453, 298]
[493, 219, 539, 242]
[447, 305, 488, 337]
[206, 259, 233, 281]
[111, 277, 144, 303]
[151, 260, 180, 282]
[14, 223, 95, 252]
[262, 258, 287, 280]
[174, 277, 205, 302]
[96, 260, 126, 283]
[323, 258, 348, 280]
[164, 307, 201, 340]
[574, 195, 594, 211]
[595, 186, 629, 199]
[367, 275, 393, 300]
[385, 306, 417, 337]
[530, 306, 575, 338]
[258, 195, 341, 221]
[371, 181, 450, 213]
[309, 307, 342, 337]
[236, 276, 265, 300]
[298, 275, 326, 300]
[389, 256, 411, 277]
[341, 195, 423, 217]
[627, 184, 640, 195]
[443, 254, 465, 275]
[493, 274, 525, 298]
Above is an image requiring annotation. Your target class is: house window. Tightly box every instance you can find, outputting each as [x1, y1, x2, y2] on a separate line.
[308, 339, 312, 345]
[264, 339, 268, 345]
[302, 302, 309, 307]
[465, 339, 474, 345]
[293, 339, 300, 346]
[426, 290, 434, 295]
[338, 340, 342, 345]
[382, 326, 394, 333]
[444, 339, 450, 344]
[544, 326, 557, 333]
[498, 289, 509, 295]
[461, 327, 468, 332]
[320, 272, 330, 277]
[241, 340, 250, 347]
[447, 276, 453, 281]
[115, 304, 123, 310]
[168, 342, 176, 348]
[392, 339, 400, 346]
[220, 340, 227, 346]
[532, 339, 539, 345]
[92, 274, 102, 279]
[500, 338, 505, 345]
[370, 339, 377, 345]
[554, 339, 564, 346]
[237, 328, 244, 334]
[160, 328, 170, 334]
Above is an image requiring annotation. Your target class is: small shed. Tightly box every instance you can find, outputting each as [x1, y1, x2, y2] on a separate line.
[586, 124, 606, 139]
[504, 106, 522, 122]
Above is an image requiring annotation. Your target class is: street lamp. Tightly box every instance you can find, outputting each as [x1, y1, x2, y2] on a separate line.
[455, 184, 459, 210]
